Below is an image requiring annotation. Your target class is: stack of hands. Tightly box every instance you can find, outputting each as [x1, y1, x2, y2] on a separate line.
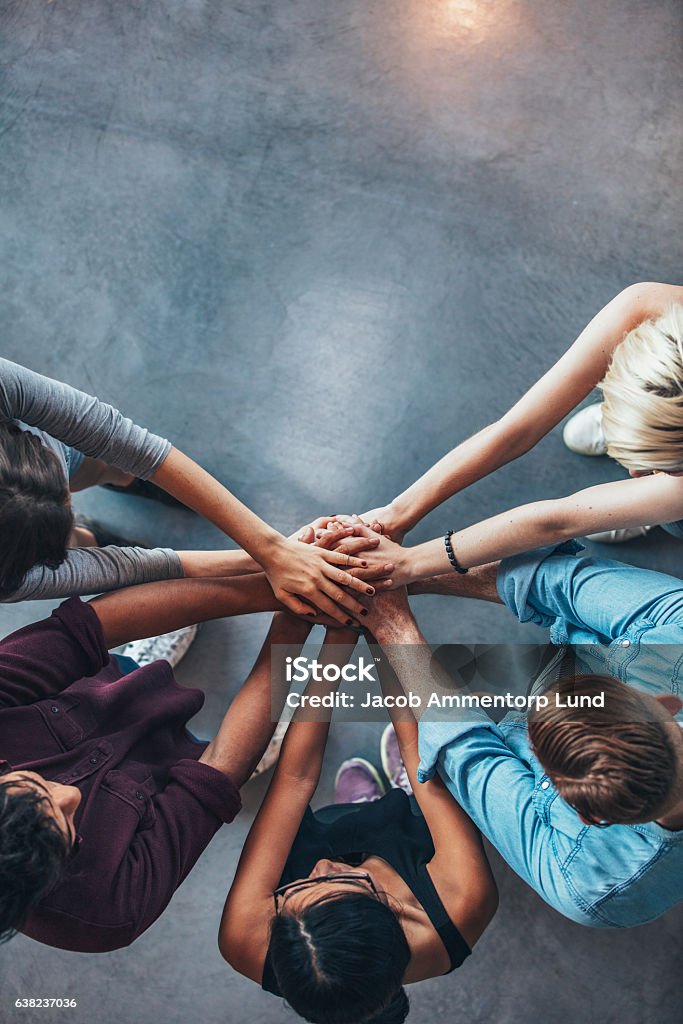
[279, 512, 408, 627]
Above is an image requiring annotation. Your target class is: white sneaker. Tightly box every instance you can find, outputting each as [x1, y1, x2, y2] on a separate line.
[250, 719, 289, 779]
[118, 624, 198, 668]
[586, 526, 653, 544]
[563, 404, 608, 456]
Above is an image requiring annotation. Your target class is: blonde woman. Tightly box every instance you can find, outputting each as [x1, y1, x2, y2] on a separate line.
[335, 282, 683, 583]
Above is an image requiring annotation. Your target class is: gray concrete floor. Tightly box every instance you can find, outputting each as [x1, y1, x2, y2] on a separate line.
[1, 1, 682, 1022]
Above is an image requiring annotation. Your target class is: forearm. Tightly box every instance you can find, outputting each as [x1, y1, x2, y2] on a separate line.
[391, 421, 532, 533]
[152, 448, 285, 565]
[371, 613, 440, 721]
[273, 628, 359, 785]
[201, 614, 313, 787]
[397, 473, 683, 582]
[407, 562, 502, 602]
[3, 545, 184, 602]
[90, 572, 279, 648]
[178, 548, 261, 578]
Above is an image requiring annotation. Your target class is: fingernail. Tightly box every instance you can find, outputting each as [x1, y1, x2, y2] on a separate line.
[307, 612, 316, 617]
[345, 618, 353, 626]
[366, 587, 374, 595]
[361, 561, 368, 567]
[361, 609, 368, 616]
[298, 533, 306, 541]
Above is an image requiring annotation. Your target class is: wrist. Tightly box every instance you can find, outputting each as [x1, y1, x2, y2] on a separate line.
[389, 495, 418, 535]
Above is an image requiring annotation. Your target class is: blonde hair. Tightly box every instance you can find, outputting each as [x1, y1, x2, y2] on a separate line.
[600, 304, 683, 472]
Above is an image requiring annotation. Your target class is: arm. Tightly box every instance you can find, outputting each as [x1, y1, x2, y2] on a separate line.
[361, 282, 683, 539]
[89, 571, 279, 649]
[0, 357, 170, 478]
[0, 359, 375, 623]
[219, 626, 358, 979]
[345, 471, 683, 583]
[152, 449, 376, 625]
[366, 594, 498, 946]
[499, 544, 683, 643]
[0, 598, 109, 708]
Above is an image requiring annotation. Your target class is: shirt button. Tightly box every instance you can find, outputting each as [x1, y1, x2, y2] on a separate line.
[135, 790, 144, 801]
[50, 705, 60, 714]
[89, 756, 99, 765]
[621, 639, 631, 647]
[540, 780, 550, 790]
[71, 770, 79, 778]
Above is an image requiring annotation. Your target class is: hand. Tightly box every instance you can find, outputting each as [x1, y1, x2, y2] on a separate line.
[318, 519, 413, 587]
[355, 505, 408, 544]
[263, 529, 392, 627]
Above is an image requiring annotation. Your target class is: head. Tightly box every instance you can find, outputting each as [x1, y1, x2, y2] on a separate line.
[268, 860, 410, 1024]
[0, 423, 73, 596]
[528, 675, 683, 825]
[0, 768, 80, 942]
[600, 304, 683, 473]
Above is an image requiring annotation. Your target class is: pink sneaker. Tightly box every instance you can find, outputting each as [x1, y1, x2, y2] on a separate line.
[380, 724, 413, 795]
[334, 758, 386, 804]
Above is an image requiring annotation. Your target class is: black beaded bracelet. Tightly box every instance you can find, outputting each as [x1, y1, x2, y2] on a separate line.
[444, 530, 469, 574]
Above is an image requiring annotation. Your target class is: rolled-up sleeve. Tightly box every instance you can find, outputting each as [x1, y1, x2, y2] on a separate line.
[4, 546, 184, 602]
[0, 357, 171, 478]
[497, 541, 683, 644]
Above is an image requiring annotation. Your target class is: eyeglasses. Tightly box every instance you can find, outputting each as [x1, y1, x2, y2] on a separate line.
[273, 871, 380, 914]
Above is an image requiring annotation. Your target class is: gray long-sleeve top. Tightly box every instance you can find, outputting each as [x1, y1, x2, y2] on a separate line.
[1, 358, 184, 601]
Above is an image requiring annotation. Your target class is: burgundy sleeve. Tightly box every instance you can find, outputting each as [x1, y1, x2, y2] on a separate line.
[0, 597, 109, 709]
[123, 761, 242, 943]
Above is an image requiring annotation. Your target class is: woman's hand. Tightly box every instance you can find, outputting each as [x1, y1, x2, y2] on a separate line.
[354, 506, 409, 544]
[262, 521, 395, 626]
[316, 517, 413, 587]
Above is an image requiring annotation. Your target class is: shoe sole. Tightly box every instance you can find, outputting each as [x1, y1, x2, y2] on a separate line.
[334, 757, 386, 796]
[380, 723, 399, 786]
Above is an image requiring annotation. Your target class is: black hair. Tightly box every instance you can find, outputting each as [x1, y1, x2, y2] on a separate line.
[268, 891, 411, 1024]
[0, 422, 73, 597]
[0, 780, 71, 943]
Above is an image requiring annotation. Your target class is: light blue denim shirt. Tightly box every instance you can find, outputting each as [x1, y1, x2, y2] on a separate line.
[417, 543, 683, 928]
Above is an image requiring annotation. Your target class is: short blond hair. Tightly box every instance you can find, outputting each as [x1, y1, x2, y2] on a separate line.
[600, 304, 683, 471]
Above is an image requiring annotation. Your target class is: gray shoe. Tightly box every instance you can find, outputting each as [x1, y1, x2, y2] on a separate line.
[562, 404, 608, 456]
[586, 525, 653, 544]
[118, 624, 198, 668]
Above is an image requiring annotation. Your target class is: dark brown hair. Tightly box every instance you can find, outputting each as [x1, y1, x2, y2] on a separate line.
[0, 423, 73, 597]
[528, 675, 678, 824]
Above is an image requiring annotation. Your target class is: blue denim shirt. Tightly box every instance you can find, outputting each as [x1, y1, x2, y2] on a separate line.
[417, 544, 683, 928]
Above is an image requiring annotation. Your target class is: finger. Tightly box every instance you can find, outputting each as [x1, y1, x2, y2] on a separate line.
[314, 528, 354, 550]
[346, 563, 394, 581]
[308, 592, 359, 627]
[374, 578, 394, 591]
[278, 592, 321, 617]
[322, 550, 370, 570]
[330, 568, 378, 597]
[297, 526, 315, 544]
[320, 582, 369, 620]
[369, 520, 385, 534]
[328, 536, 380, 556]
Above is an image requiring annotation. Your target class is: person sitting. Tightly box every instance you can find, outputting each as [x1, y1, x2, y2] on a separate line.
[339, 539, 683, 929]
[0, 568, 295, 952]
[219, 606, 497, 1024]
[0, 356, 374, 623]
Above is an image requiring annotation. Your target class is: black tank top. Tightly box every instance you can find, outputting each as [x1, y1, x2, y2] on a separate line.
[261, 788, 471, 995]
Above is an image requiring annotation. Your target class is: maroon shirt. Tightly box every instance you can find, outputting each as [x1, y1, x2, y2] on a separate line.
[0, 598, 241, 953]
